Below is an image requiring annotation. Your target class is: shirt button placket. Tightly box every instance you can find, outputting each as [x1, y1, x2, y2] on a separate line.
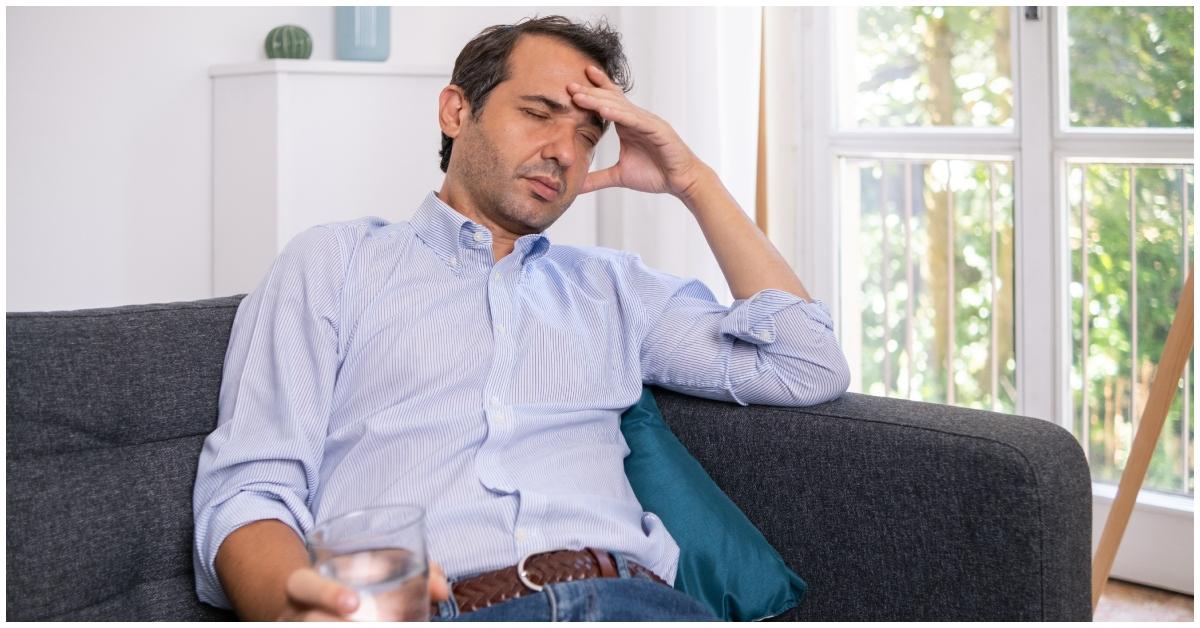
[488, 268, 513, 439]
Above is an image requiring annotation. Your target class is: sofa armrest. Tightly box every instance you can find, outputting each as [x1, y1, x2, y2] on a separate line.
[650, 387, 1092, 621]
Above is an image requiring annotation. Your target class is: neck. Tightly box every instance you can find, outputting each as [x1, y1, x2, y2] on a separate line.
[436, 181, 519, 263]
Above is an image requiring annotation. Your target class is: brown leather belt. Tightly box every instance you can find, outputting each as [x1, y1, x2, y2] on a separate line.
[432, 548, 667, 616]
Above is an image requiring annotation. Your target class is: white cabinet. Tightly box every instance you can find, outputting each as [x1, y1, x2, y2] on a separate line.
[210, 60, 448, 295]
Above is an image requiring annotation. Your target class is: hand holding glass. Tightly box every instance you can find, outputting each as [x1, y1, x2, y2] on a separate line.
[307, 504, 430, 621]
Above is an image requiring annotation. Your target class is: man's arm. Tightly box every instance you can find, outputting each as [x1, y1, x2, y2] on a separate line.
[216, 520, 355, 621]
[570, 66, 848, 405]
[197, 225, 450, 620]
[569, 66, 810, 302]
[677, 165, 810, 301]
[193, 226, 349, 614]
[216, 521, 451, 620]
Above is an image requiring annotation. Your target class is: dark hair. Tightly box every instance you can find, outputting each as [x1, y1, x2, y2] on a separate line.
[439, 15, 633, 172]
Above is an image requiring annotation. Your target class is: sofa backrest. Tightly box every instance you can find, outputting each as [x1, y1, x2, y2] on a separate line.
[7, 296, 246, 621]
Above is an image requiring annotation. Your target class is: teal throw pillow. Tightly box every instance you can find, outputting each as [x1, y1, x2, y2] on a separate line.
[621, 387, 808, 621]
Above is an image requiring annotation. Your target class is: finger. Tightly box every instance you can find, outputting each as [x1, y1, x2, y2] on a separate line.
[567, 82, 624, 106]
[583, 166, 621, 194]
[429, 561, 450, 602]
[569, 87, 625, 113]
[594, 101, 651, 133]
[569, 91, 648, 133]
[286, 568, 358, 616]
[585, 64, 622, 93]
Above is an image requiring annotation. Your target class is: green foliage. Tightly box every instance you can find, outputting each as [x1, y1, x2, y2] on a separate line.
[1070, 164, 1194, 494]
[1068, 7, 1194, 127]
[851, 6, 1194, 496]
[855, 159, 1015, 412]
[854, 7, 1012, 127]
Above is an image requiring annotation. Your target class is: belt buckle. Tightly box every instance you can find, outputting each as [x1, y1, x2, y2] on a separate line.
[516, 552, 545, 592]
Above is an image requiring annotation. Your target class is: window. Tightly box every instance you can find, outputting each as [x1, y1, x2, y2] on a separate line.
[799, 6, 1193, 501]
[794, 2, 1193, 593]
[1069, 163, 1193, 494]
[846, 7, 1014, 128]
[1062, 6, 1195, 496]
[1065, 7, 1193, 129]
[841, 158, 1017, 411]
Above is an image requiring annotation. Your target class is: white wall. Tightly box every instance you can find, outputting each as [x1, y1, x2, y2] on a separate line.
[390, 6, 612, 71]
[6, 6, 612, 312]
[7, 6, 757, 312]
[598, 6, 761, 305]
[8, 7, 329, 311]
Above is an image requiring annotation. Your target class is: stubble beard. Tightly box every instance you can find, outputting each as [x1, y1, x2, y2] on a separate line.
[455, 120, 570, 234]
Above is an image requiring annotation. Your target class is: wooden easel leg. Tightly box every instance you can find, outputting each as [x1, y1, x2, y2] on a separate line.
[1091, 270, 1193, 612]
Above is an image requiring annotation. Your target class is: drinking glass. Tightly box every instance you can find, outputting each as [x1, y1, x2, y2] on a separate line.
[307, 504, 430, 621]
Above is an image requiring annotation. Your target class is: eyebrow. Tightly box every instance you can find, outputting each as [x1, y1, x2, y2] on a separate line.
[519, 94, 606, 133]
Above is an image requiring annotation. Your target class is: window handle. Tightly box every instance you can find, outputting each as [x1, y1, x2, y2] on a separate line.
[1024, 7, 1041, 21]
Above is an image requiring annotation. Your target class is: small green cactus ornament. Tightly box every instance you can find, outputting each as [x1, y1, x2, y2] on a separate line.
[265, 25, 312, 59]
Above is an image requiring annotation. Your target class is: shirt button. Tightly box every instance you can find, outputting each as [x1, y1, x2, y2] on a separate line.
[755, 331, 772, 342]
[473, 232, 486, 243]
[515, 529, 528, 543]
[490, 396, 501, 405]
[448, 257, 459, 268]
[494, 413, 505, 422]
[496, 324, 506, 334]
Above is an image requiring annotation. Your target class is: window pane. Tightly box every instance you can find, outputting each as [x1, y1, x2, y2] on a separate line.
[846, 7, 1014, 128]
[1067, 7, 1194, 128]
[844, 158, 1015, 411]
[1068, 163, 1194, 496]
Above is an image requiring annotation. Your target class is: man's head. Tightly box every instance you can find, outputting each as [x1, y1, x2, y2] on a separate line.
[436, 16, 632, 235]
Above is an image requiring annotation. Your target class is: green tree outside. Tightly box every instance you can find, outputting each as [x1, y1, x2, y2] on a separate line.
[850, 6, 1194, 495]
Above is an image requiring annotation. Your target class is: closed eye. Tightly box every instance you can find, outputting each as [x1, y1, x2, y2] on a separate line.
[523, 109, 550, 120]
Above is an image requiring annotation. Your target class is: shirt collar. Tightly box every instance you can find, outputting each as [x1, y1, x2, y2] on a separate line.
[411, 191, 551, 267]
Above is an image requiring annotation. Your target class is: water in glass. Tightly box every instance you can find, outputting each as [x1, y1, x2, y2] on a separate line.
[317, 547, 430, 621]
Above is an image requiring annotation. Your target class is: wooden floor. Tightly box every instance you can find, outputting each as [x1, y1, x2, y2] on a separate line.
[1093, 579, 1193, 622]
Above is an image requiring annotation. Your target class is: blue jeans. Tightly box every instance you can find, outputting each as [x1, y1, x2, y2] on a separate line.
[432, 554, 717, 621]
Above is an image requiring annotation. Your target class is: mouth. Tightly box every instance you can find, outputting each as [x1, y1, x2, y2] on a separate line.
[524, 176, 562, 202]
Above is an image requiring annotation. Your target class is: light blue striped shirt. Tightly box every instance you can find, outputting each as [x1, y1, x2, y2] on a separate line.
[192, 191, 849, 609]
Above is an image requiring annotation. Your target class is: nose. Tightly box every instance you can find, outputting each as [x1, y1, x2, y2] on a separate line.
[539, 120, 576, 171]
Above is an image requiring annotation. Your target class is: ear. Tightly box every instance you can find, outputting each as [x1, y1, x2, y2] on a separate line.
[438, 85, 470, 138]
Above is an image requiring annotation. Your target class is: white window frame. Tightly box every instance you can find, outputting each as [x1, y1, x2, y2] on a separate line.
[792, 6, 1194, 593]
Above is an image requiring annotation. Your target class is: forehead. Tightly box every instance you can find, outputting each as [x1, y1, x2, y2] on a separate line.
[503, 34, 596, 90]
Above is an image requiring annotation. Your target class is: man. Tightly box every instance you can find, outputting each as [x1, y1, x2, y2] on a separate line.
[193, 15, 849, 621]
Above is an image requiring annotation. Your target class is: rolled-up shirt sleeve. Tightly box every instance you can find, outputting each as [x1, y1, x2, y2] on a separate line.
[627, 253, 850, 406]
[192, 225, 347, 610]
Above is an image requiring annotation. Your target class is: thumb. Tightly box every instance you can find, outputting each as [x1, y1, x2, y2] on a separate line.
[582, 165, 621, 194]
[429, 561, 450, 602]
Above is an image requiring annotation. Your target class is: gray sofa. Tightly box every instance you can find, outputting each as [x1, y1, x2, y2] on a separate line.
[6, 295, 1093, 621]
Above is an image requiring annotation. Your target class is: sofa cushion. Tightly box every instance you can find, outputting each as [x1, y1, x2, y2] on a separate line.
[622, 387, 807, 621]
[6, 297, 244, 621]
